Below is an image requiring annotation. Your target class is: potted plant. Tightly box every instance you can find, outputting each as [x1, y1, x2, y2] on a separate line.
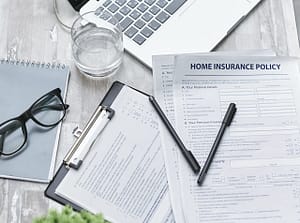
[33, 206, 109, 223]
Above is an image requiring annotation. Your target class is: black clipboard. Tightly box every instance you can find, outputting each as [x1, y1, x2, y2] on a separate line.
[45, 80, 199, 211]
[45, 81, 131, 211]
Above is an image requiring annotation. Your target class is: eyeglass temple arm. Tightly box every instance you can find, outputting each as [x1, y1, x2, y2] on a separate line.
[31, 104, 69, 115]
[32, 93, 68, 112]
[33, 94, 62, 108]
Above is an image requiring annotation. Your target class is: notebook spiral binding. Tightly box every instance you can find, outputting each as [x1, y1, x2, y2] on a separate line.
[0, 58, 66, 69]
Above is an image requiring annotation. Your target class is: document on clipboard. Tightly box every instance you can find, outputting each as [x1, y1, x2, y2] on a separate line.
[45, 82, 175, 223]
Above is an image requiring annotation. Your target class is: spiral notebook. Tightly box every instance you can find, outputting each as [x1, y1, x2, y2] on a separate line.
[0, 59, 70, 183]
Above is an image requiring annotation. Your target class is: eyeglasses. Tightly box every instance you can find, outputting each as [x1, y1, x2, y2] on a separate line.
[0, 88, 69, 157]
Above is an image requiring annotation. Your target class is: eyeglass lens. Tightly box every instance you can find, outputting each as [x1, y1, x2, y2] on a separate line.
[0, 120, 25, 155]
[31, 93, 66, 126]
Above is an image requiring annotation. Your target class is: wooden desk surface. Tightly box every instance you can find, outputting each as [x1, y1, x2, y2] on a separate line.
[0, 0, 299, 222]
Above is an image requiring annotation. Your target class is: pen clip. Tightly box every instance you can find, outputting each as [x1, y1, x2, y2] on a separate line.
[64, 106, 115, 169]
[223, 103, 236, 126]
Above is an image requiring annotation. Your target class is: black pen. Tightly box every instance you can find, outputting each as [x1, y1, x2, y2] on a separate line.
[197, 103, 236, 186]
[149, 96, 201, 174]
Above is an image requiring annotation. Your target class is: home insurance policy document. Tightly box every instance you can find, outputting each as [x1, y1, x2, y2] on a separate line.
[55, 85, 174, 223]
[153, 50, 276, 223]
[173, 55, 300, 222]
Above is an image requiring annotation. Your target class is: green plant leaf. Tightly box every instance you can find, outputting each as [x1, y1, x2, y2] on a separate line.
[32, 206, 107, 223]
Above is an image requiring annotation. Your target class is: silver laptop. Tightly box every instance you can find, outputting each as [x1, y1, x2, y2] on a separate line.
[81, 0, 263, 67]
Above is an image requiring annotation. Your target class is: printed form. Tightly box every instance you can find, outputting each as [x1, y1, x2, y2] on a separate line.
[153, 54, 186, 223]
[55, 86, 175, 223]
[173, 55, 300, 222]
[152, 51, 276, 223]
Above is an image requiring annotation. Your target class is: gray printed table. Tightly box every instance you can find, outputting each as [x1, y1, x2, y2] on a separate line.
[0, 0, 299, 222]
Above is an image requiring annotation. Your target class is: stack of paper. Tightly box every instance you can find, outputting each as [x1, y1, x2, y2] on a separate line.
[153, 51, 300, 222]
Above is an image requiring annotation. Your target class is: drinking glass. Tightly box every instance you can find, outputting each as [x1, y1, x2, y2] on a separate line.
[53, 0, 79, 31]
[71, 10, 124, 77]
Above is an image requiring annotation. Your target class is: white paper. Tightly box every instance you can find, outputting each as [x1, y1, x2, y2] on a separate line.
[153, 54, 186, 223]
[152, 50, 277, 223]
[174, 55, 300, 222]
[56, 86, 174, 223]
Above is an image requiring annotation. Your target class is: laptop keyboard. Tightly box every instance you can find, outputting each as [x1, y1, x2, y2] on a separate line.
[97, 0, 187, 45]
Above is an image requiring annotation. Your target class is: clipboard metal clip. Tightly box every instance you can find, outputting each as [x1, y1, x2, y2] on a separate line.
[64, 106, 115, 170]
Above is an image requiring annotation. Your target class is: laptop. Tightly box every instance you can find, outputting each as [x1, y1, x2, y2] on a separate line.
[80, 0, 263, 67]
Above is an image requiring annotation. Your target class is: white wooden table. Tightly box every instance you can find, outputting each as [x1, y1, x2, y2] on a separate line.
[0, 0, 299, 222]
